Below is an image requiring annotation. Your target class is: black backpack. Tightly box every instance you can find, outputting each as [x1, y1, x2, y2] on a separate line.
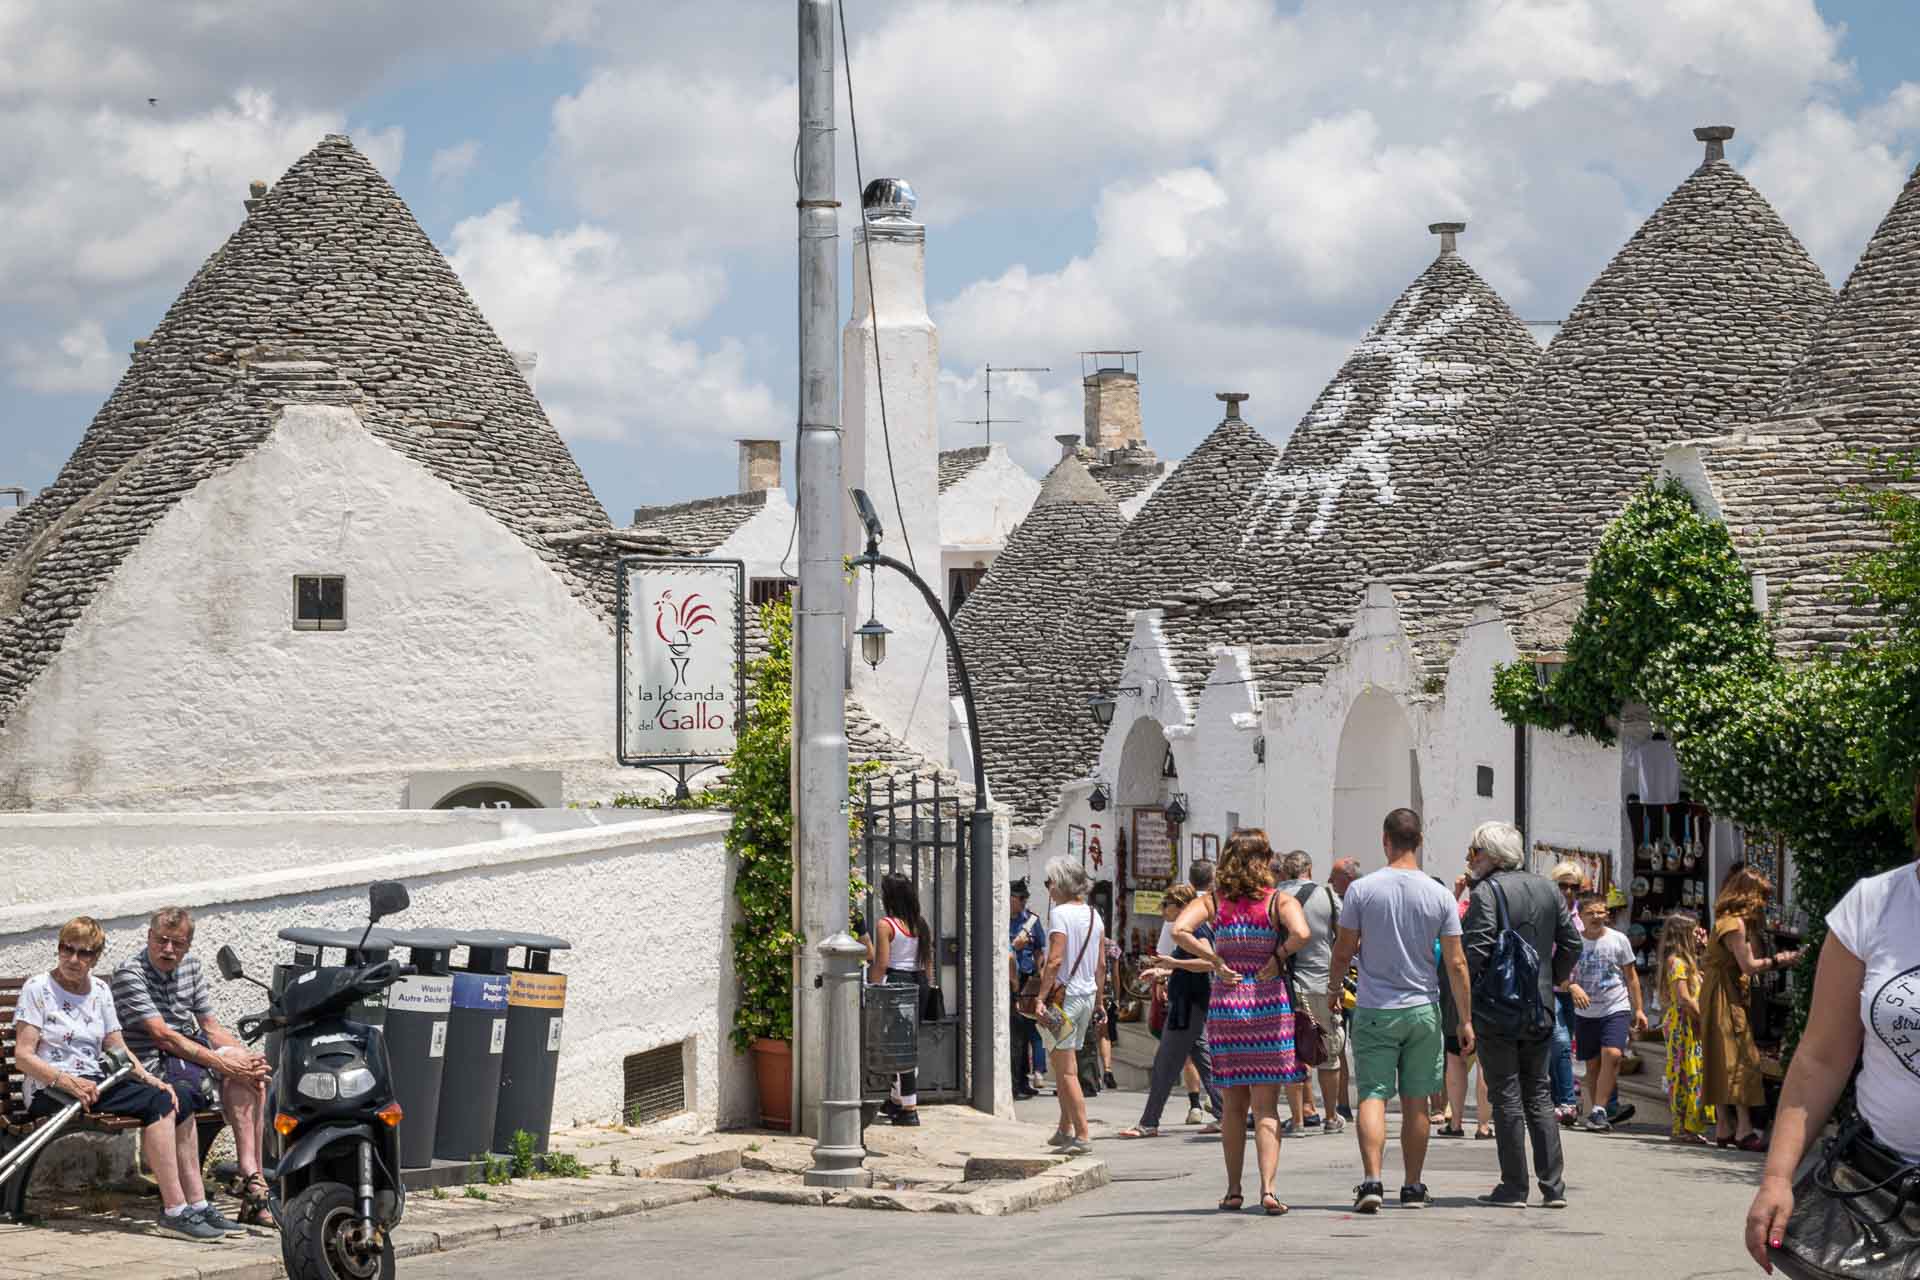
[1471, 875, 1554, 1039]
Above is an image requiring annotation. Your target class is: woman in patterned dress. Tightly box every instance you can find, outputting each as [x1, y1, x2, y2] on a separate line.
[1657, 912, 1715, 1143]
[1172, 828, 1311, 1215]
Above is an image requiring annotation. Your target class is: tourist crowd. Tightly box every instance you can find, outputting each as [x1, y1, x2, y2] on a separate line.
[1008, 796, 1920, 1272]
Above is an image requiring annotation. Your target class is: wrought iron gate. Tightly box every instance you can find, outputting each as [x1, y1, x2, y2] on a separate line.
[860, 773, 969, 1102]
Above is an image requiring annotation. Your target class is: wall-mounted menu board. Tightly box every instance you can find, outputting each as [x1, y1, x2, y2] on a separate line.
[1131, 808, 1175, 881]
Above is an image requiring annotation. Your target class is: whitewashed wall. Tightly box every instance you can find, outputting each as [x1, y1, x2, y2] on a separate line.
[0, 405, 632, 812]
[712, 490, 800, 592]
[940, 444, 1041, 596]
[0, 810, 751, 1134]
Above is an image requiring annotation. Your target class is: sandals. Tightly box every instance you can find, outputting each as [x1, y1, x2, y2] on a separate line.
[238, 1173, 275, 1229]
[1198, 1121, 1223, 1135]
[1475, 1128, 1494, 1140]
[1218, 1192, 1244, 1212]
[1117, 1126, 1161, 1139]
[1737, 1132, 1769, 1153]
[1262, 1193, 1289, 1216]
[1437, 1125, 1466, 1138]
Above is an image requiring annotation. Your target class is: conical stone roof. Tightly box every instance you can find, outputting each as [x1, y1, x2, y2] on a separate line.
[0, 135, 616, 726]
[1775, 159, 1920, 438]
[1394, 127, 1834, 668]
[1221, 230, 1538, 685]
[954, 456, 1124, 825]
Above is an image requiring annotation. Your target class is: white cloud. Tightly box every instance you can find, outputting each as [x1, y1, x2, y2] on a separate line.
[430, 139, 482, 186]
[4, 321, 121, 395]
[1746, 84, 1920, 282]
[448, 202, 785, 447]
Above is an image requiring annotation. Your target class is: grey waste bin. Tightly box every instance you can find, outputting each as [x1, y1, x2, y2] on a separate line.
[432, 934, 512, 1161]
[860, 981, 919, 1110]
[462, 931, 572, 1155]
[382, 928, 459, 1170]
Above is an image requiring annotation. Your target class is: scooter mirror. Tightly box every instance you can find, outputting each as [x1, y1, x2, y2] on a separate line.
[216, 945, 246, 982]
[368, 881, 410, 922]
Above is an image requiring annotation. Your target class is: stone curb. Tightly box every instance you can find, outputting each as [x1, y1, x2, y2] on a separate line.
[692, 1154, 1111, 1216]
[132, 1181, 714, 1280]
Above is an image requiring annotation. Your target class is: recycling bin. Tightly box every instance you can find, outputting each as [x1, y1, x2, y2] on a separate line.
[473, 931, 573, 1155]
[382, 928, 459, 1169]
[432, 934, 512, 1161]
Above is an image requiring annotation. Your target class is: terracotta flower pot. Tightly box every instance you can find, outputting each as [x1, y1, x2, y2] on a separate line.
[751, 1037, 793, 1130]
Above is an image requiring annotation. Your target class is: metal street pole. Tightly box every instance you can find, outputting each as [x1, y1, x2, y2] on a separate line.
[796, 0, 868, 1189]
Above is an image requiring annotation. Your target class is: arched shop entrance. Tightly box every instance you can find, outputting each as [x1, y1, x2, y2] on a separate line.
[1111, 716, 1179, 952]
[1332, 689, 1418, 875]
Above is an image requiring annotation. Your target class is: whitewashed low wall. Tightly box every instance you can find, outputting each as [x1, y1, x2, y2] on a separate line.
[0, 810, 752, 1136]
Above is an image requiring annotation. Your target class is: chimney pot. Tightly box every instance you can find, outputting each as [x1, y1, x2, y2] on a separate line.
[131, 338, 151, 358]
[861, 177, 918, 222]
[1428, 221, 1466, 255]
[1215, 392, 1250, 421]
[1055, 433, 1082, 461]
[737, 439, 783, 493]
[1693, 125, 1735, 163]
[244, 178, 268, 214]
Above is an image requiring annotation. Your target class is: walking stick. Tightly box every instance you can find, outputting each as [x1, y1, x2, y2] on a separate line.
[0, 1049, 136, 1190]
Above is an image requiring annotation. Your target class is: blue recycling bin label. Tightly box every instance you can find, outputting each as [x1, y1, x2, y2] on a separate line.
[452, 973, 509, 1056]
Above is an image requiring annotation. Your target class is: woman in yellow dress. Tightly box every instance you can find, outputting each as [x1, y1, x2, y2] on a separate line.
[1700, 868, 1800, 1151]
[1657, 912, 1714, 1143]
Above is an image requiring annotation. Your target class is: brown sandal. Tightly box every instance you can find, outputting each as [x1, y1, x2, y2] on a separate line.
[1262, 1193, 1289, 1216]
[238, 1173, 276, 1229]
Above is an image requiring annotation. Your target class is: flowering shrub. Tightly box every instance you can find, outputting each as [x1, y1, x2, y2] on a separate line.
[1492, 477, 1918, 1042]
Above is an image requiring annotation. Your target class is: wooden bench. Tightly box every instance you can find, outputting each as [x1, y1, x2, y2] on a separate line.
[1, 976, 225, 1223]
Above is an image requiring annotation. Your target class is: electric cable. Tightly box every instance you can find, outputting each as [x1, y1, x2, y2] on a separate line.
[838, 0, 917, 573]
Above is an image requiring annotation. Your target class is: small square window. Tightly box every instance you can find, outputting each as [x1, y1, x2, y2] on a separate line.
[1476, 765, 1495, 798]
[293, 575, 346, 631]
[749, 577, 795, 606]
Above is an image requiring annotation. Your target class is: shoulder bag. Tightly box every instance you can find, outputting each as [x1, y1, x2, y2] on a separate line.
[1273, 889, 1327, 1069]
[1772, 1116, 1920, 1280]
[1025, 909, 1096, 1035]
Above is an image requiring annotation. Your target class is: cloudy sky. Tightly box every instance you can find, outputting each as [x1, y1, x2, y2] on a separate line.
[3, 0, 1916, 523]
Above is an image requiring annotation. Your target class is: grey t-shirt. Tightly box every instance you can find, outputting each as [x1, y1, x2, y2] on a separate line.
[1343, 868, 1462, 1010]
[1273, 879, 1340, 991]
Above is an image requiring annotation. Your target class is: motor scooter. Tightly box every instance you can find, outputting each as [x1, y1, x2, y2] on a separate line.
[218, 881, 412, 1280]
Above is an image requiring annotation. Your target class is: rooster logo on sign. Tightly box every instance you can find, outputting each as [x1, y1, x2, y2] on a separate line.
[655, 591, 718, 688]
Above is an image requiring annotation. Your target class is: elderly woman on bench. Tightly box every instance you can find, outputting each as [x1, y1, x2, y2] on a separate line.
[13, 917, 233, 1242]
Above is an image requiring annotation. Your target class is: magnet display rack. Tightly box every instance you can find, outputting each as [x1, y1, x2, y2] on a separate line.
[1624, 794, 1712, 971]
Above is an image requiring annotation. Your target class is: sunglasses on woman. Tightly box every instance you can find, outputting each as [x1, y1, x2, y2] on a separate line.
[58, 943, 101, 960]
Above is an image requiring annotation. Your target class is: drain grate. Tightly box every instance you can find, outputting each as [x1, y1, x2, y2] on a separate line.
[622, 1042, 687, 1125]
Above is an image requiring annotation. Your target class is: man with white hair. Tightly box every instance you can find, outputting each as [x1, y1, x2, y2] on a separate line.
[1462, 822, 1583, 1209]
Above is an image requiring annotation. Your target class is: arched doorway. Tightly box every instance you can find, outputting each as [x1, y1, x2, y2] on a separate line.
[1332, 690, 1418, 874]
[1104, 716, 1175, 950]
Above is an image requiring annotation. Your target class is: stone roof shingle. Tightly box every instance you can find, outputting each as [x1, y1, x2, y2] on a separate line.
[630, 489, 772, 556]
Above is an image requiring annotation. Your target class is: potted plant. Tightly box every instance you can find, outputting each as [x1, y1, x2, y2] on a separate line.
[721, 601, 874, 1130]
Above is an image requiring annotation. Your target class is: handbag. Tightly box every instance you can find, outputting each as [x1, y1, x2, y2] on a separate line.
[158, 1030, 214, 1099]
[1271, 889, 1327, 1069]
[922, 978, 945, 1023]
[1773, 1117, 1920, 1280]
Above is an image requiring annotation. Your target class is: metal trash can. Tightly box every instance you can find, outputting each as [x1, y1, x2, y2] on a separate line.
[463, 931, 572, 1156]
[432, 933, 512, 1162]
[381, 928, 458, 1170]
[860, 980, 919, 1117]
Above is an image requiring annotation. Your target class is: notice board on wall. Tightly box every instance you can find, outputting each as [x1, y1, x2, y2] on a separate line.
[1131, 809, 1175, 882]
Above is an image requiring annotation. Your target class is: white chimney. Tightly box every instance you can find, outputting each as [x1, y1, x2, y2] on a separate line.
[842, 177, 948, 761]
[737, 439, 782, 493]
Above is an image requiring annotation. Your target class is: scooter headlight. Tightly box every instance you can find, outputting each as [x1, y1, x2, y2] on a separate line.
[295, 1071, 338, 1101]
[336, 1067, 377, 1099]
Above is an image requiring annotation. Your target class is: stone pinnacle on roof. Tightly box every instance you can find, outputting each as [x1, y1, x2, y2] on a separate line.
[1428, 221, 1466, 255]
[1216, 392, 1250, 420]
[1694, 124, 1735, 164]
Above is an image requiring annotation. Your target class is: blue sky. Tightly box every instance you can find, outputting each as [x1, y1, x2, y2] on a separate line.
[2, 1, 1917, 526]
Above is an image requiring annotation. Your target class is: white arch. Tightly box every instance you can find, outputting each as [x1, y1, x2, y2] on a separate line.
[1332, 689, 1418, 875]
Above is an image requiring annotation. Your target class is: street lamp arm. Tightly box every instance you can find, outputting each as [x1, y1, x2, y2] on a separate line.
[848, 548, 988, 813]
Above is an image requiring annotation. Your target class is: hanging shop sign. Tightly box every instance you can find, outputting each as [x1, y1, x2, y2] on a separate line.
[616, 558, 745, 768]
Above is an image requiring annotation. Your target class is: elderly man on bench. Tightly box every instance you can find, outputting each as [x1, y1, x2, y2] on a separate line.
[111, 907, 275, 1230]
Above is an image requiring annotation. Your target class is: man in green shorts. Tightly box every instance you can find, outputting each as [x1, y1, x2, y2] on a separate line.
[1326, 809, 1475, 1214]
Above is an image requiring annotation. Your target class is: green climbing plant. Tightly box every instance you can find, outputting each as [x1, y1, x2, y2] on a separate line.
[1491, 476, 1919, 1042]
[718, 598, 879, 1053]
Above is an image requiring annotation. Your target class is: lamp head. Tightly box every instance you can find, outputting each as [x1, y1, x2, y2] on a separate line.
[1088, 692, 1116, 727]
[855, 616, 891, 669]
[849, 488, 885, 548]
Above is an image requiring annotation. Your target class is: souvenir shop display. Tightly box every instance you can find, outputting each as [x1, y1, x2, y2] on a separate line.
[1625, 793, 1713, 972]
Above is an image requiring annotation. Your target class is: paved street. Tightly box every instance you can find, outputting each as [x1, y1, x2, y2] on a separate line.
[410, 1085, 1769, 1279]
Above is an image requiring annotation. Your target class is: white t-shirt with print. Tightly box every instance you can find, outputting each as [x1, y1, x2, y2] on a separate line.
[16, 973, 121, 1108]
[1827, 863, 1920, 1161]
[1571, 928, 1635, 1019]
[1047, 903, 1105, 999]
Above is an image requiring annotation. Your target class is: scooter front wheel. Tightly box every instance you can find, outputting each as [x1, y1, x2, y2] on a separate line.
[280, 1181, 394, 1280]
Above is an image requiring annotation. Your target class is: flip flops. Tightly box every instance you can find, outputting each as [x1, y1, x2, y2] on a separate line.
[1116, 1126, 1161, 1139]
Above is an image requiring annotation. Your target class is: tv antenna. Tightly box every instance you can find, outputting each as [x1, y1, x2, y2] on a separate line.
[958, 362, 1050, 444]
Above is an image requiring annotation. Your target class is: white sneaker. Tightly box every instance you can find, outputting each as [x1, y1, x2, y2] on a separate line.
[1061, 1138, 1093, 1157]
[1584, 1107, 1612, 1133]
[1185, 1106, 1210, 1126]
